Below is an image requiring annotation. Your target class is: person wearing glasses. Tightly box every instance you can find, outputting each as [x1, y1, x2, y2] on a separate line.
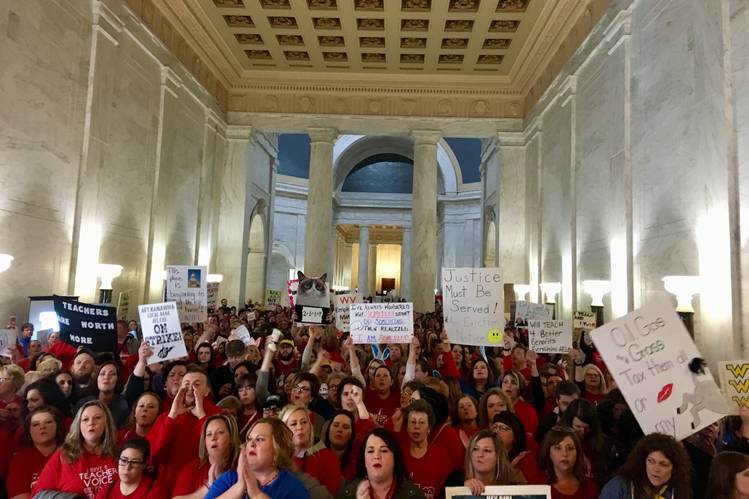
[33, 400, 119, 498]
[95, 437, 165, 498]
[206, 418, 309, 499]
[492, 411, 542, 484]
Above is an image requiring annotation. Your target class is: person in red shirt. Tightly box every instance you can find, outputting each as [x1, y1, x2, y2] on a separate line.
[365, 365, 401, 427]
[502, 344, 534, 384]
[492, 410, 542, 484]
[400, 400, 453, 499]
[173, 413, 241, 498]
[95, 437, 166, 499]
[478, 387, 513, 428]
[274, 338, 300, 377]
[235, 373, 261, 439]
[146, 366, 221, 494]
[159, 361, 187, 413]
[6, 406, 65, 499]
[534, 426, 598, 499]
[579, 364, 608, 406]
[33, 400, 119, 499]
[463, 430, 526, 494]
[455, 395, 480, 447]
[0, 364, 24, 432]
[501, 370, 539, 436]
[322, 409, 357, 480]
[118, 392, 161, 445]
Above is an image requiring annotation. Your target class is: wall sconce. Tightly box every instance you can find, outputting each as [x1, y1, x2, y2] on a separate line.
[513, 284, 533, 301]
[540, 282, 561, 304]
[207, 274, 224, 283]
[662, 275, 700, 337]
[582, 279, 610, 326]
[97, 264, 123, 304]
[0, 254, 14, 273]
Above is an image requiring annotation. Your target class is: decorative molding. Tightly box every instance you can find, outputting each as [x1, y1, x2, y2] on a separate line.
[411, 130, 443, 146]
[307, 127, 338, 143]
[225, 125, 254, 141]
[497, 131, 526, 147]
[93, 1, 124, 44]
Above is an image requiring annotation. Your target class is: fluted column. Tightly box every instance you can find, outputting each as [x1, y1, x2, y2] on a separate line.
[410, 130, 441, 312]
[358, 226, 369, 295]
[400, 227, 411, 299]
[303, 127, 337, 276]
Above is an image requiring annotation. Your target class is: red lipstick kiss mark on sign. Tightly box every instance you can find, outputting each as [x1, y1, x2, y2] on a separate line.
[657, 383, 673, 403]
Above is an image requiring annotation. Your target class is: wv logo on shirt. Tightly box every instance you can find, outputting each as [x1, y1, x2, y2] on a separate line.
[157, 345, 175, 359]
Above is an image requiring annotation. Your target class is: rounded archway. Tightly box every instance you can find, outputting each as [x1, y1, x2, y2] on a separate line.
[245, 203, 266, 302]
[484, 207, 497, 267]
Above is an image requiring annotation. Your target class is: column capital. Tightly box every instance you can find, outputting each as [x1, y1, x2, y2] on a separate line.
[225, 125, 254, 141]
[411, 130, 442, 146]
[496, 131, 526, 147]
[307, 127, 338, 143]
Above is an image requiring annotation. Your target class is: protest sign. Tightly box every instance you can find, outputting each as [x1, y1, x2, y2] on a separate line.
[350, 302, 413, 344]
[233, 324, 253, 346]
[515, 300, 553, 322]
[591, 298, 729, 440]
[292, 271, 331, 325]
[0, 329, 16, 358]
[54, 297, 117, 352]
[718, 361, 749, 414]
[442, 267, 504, 346]
[138, 302, 187, 364]
[207, 282, 219, 310]
[528, 320, 572, 354]
[165, 265, 207, 323]
[446, 485, 551, 499]
[117, 291, 130, 321]
[335, 293, 362, 332]
[265, 289, 281, 309]
[573, 311, 596, 331]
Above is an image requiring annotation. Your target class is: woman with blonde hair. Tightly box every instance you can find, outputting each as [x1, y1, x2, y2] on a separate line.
[463, 429, 526, 494]
[33, 399, 119, 498]
[577, 364, 607, 406]
[173, 413, 241, 498]
[280, 404, 342, 494]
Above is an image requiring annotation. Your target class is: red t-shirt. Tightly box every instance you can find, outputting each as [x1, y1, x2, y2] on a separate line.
[172, 458, 209, 496]
[273, 357, 300, 377]
[341, 418, 377, 480]
[295, 446, 342, 495]
[0, 427, 12, 480]
[6, 445, 55, 497]
[584, 391, 606, 406]
[33, 448, 118, 499]
[364, 389, 400, 427]
[549, 479, 599, 499]
[514, 399, 539, 436]
[430, 422, 465, 472]
[94, 475, 167, 499]
[401, 443, 453, 499]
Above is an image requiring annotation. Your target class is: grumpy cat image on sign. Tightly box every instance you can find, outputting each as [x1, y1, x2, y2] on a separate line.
[295, 271, 329, 308]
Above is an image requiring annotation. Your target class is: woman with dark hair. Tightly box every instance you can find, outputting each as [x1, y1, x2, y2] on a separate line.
[454, 395, 480, 447]
[364, 365, 401, 427]
[335, 428, 425, 499]
[492, 411, 541, 484]
[463, 429, 525, 494]
[24, 378, 71, 419]
[33, 400, 119, 498]
[501, 370, 538, 435]
[235, 373, 261, 438]
[478, 388, 513, 429]
[705, 451, 749, 499]
[600, 432, 692, 499]
[76, 360, 131, 428]
[323, 410, 356, 480]
[6, 407, 65, 499]
[559, 398, 618, 484]
[722, 406, 749, 454]
[196, 342, 216, 373]
[460, 358, 497, 401]
[53, 369, 78, 406]
[95, 437, 166, 498]
[119, 391, 161, 444]
[535, 426, 598, 499]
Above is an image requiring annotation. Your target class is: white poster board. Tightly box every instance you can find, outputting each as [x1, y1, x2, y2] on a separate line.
[446, 485, 551, 499]
[718, 360, 749, 414]
[0, 329, 16, 358]
[515, 300, 553, 322]
[442, 267, 504, 346]
[138, 302, 188, 364]
[166, 265, 208, 323]
[233, 324, 253, 347]
[350, 302, 413, 344]
[528, 320, 572, 354]
[335, 293, 362, 332]
[207, 282, 219, 310]
[591, 298, 729, 440]
[573, 311, 596, 331]
[117, 291, 130, 321]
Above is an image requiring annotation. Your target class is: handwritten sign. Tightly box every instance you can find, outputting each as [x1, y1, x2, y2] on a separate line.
[117, 291, 130, 321]
[207, 282, 219, 311]
[442, 267, 504, 346]
[529, 320, 572, 354]
[591, 298, 729, 440]
[573, 311, 596, 331]
[233, 324, 253, 346]
[138, 302, 187, 364]
[0, 329, 16, 358]
[166, 265, 207, 323]
[350, 302, 413, 344]
[335, 293, 362, 332]
[515, 300, 553, 322]
[265, 289, 281, 309]
[718, 361, 749, 414]
[446, 485, 551, 499]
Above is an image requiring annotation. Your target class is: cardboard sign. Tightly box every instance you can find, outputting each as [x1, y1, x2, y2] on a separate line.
[591, 298, 729, 440]
[165, 265, 207, 323]
[335, 293, 363, 332]
[117, 291, 130, 321]
[446, 485, 551, 499]
[292, 271, 331, 325]
[265, 289, 281, 309]
[0, 329, 16, 358]
[573, 311, 596, 331]
[54, 297, 117, 352]
[138, 302, 187, 364]
[442, 267, 504, 346]
[529, 320, 572, 354]
[350, 302, 413, 344]
[515, 300, 553, 322]
[718, 361, 749, 414]
[207, 282, 219, 310]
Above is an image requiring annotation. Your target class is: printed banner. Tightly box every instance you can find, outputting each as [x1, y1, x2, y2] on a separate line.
[350, 302, 413, 344]
[591, 298, 729, 440]
[515, 301, 553, 322]
[117, 291, 130, 321]
[207, 282, 219, 311]
[53, 297, 117, 352]
[718, 361, 749, 414]
[442, 267, 504, 346]
[165, 265, 207, 323]
[446, 485, 551, 499]
[0, 329, 16, 358]
[573, 311, 596, 331]
[265, 289, 282, 309]
[529, 320, 572, 354]
[292, 271, 331, 325]
[138, 302, 187, 364]
[335, 293, 363, 332]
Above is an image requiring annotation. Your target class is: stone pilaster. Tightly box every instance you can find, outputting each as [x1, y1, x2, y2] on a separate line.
[303, 127, 337, 277]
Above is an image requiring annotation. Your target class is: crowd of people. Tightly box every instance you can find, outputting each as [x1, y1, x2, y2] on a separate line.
[0, 298, 747, 499]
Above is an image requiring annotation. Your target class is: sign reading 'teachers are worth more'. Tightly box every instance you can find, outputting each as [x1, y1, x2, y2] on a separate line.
[350, 302, 413, 344]
[442, 267, 504, 346]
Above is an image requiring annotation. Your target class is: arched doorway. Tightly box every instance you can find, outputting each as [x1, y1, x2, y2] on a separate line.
[246, 204, 266, 303]
[484, 221, 497, 267]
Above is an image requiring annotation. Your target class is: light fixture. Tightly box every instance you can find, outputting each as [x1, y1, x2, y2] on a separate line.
[582, 280, 611, 307]
[540, 282, 561, 304]
[97, 263, 123, 304]
[0, 254, 14, 273]
[513, 284, 532, 301]
[207, 274, 224, 283]
[662, 276, 700, 313]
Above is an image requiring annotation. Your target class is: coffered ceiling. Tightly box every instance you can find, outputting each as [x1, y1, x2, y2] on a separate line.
[129, 0, 611, 118]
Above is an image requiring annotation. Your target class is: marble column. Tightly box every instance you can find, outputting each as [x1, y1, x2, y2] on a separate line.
[400, 227, 411, 300]
[410, 131, 441, 312]
[368, 244, 377, 295]
[358, 226, 369, 295]
[303, 127, 337, 277]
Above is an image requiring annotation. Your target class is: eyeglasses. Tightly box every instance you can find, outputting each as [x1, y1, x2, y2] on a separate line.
[118, 457, 145, 468]
[293, 384, 311, 393]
